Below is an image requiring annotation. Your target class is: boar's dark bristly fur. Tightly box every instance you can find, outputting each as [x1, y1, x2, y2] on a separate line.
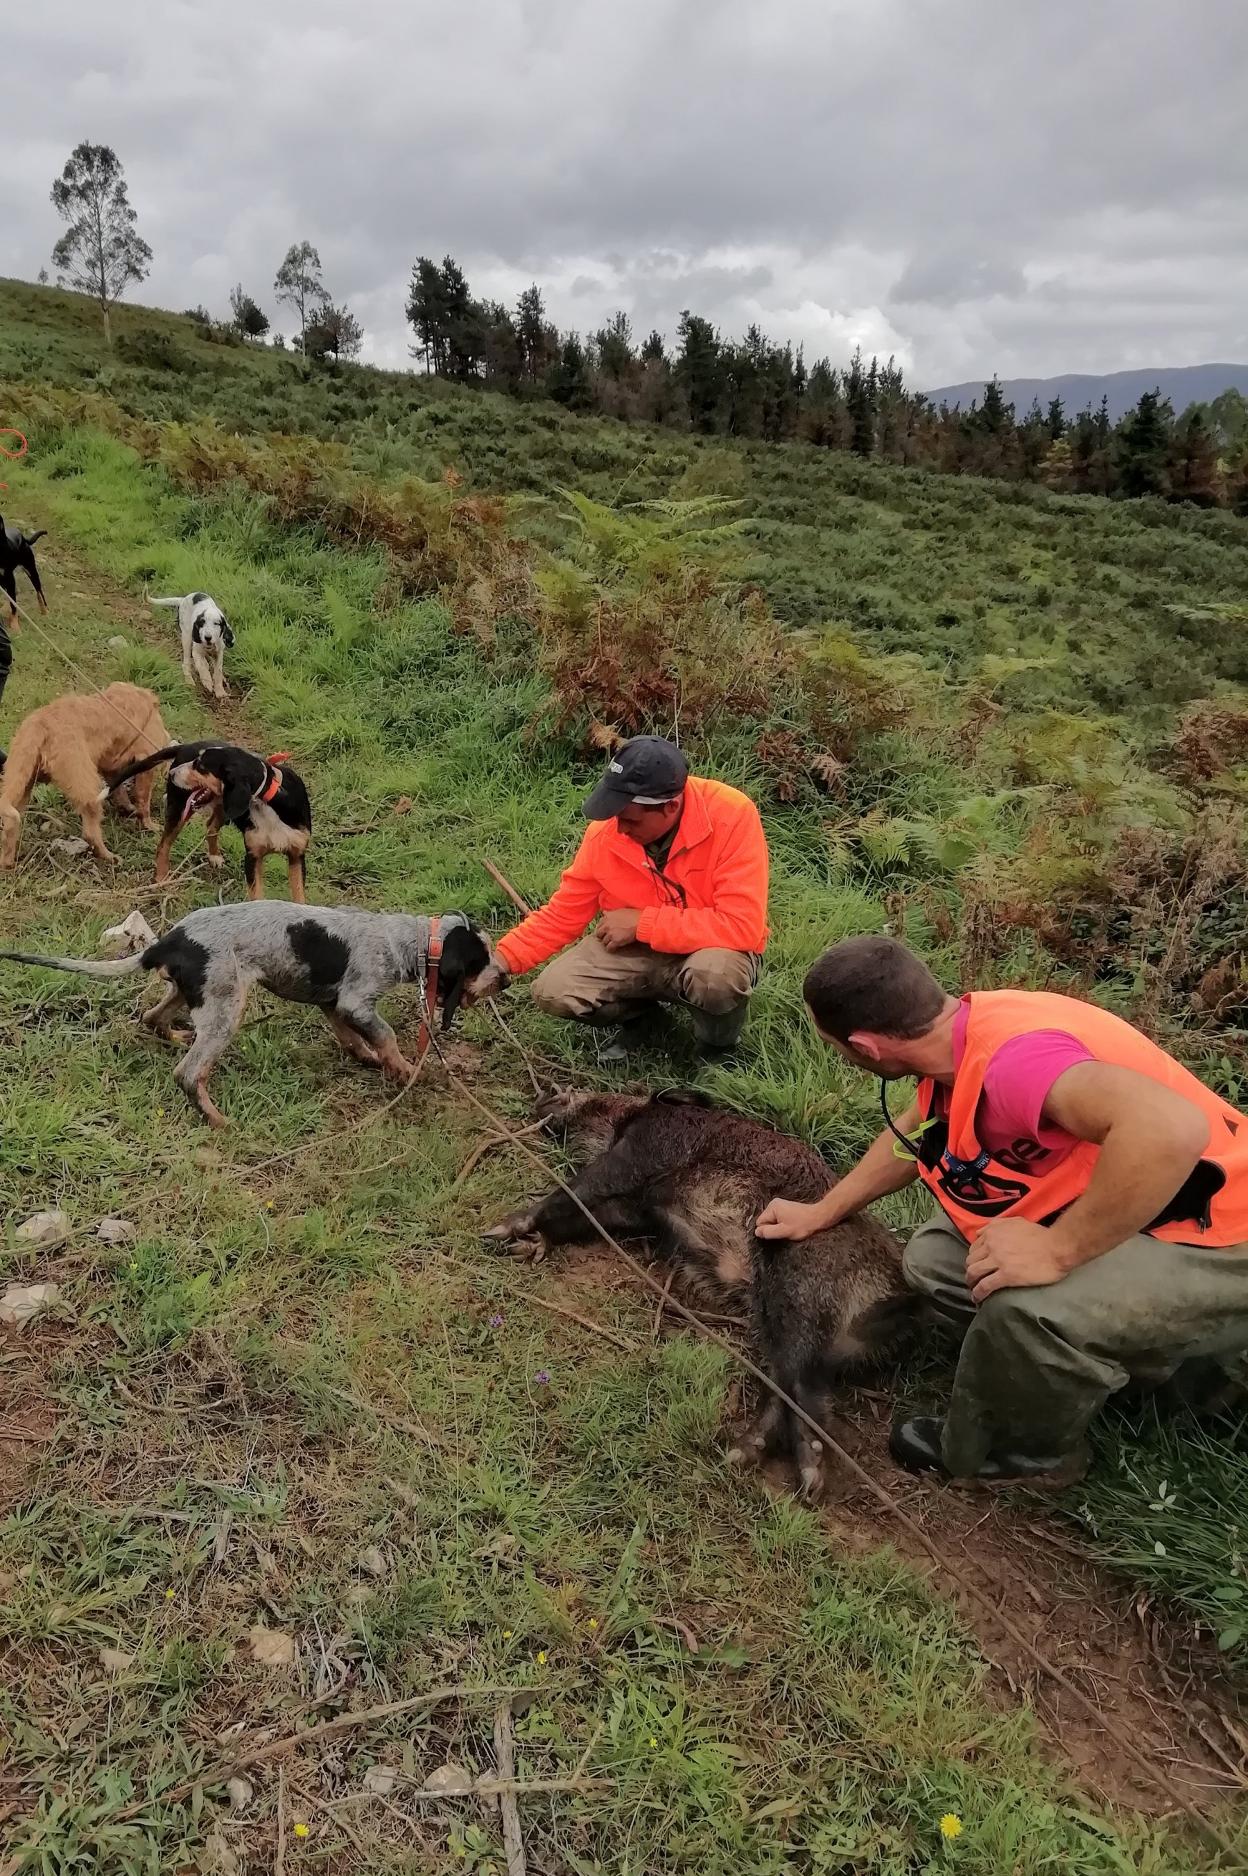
[485, 1088, 920, 1497]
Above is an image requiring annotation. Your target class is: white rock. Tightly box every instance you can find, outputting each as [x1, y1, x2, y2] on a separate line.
[97, 1218, 137, 1245]
[107, 636, 129, 650]
[227, 1774, 254, 1812]
[15, 1210, 70, 1249]
[362, 1764, 399, 1796]
[247, 1625, 296, 1667]
[357, 1545, 389, 1579]
[100, 911, 157, 957]
[203, 1829, 241, 1876]
[0, 1283, 61, 1328]
[424, 1761, 474, 1796]
[99, 1645, 134, 1673]
[50, 837, 89, 857]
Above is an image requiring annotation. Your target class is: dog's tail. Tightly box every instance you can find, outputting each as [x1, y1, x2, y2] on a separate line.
[0, 947, 148, 979]
[147, 594, 186, 611]
[105, 743, 185, 797]
[25, 530, 47, 547]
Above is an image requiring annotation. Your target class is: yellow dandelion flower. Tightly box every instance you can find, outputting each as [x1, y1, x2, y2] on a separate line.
[588, 1617, 599, 1630]
[164, 1588, 175, 1600]
[128, 1261, 139, 1274]
[648, 1736, 657, 1748]
[264, 1199, 275, 1211]
[536, 1649, 547, 1665]
[502, 1629, 512, 1639]
[294, 1821, 309, 1840]
[939, 1813, 963, 1840]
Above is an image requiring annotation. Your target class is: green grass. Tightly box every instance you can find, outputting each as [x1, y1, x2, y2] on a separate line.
[0, 429, 1236, 1871]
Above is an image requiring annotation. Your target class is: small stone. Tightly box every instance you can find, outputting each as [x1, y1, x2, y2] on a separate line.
[362, 1764, 399, 1796]
[50, 837, 89, 857]
[247, 1625, 296, 1667]
[15, 1209, 70, 1249]
[107, 636, 129, 650]
[424, 1761, 474, 1796]
[393, 796, 413, 815]
[227, 1774, 254, 1812]
[357, 1545, 388, 1579]
[99, 1645, 134, 1673]
[100, 911, 157, 957]
[97, 1218, 137, 1245]
[0, 1282, 61, 1327]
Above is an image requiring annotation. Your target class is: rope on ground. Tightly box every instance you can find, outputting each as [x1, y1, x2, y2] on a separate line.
[423, 1019, 1243, 1865]
[9, 589, 172, 746]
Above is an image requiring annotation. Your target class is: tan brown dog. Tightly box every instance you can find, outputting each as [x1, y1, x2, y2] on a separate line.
[0, 683, 170, 868]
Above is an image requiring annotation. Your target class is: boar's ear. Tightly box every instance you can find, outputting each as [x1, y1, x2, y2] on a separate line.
[655, 1087, 716, 1109]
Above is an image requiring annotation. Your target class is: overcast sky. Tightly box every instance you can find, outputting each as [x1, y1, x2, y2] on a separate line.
[7, 1, 1246, 389]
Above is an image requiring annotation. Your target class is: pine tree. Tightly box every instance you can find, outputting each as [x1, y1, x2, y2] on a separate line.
[1167, 406, 1220, 507]
[548, 334, 594, 410]
[50, 142, 152, 347]
[407, 258, 448, 373]
[516, 284, 554, 382]
[304, 303, 363, 364]
[1116, 389, 1173, 498]
[229, 284, 270, 340]
[676, 312, 724, 434]
[641, 329, 667, 364]
[1045, 396, 1065, 440]
[844, 348, 876, 458]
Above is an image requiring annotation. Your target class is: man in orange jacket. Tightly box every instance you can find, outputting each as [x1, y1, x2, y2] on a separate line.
[757, 934, 1248, 1485]
[493, 737, 769, 1055]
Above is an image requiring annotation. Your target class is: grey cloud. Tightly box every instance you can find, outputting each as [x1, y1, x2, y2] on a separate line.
[7, 1, 1248, 385]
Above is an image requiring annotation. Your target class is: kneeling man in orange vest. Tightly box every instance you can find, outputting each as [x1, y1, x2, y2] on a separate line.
[492, 737, 769, 1058]
[757, 934, 1248, 1484]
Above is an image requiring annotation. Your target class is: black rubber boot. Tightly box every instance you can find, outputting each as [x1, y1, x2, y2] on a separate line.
[889, 1416, 1087, 1487]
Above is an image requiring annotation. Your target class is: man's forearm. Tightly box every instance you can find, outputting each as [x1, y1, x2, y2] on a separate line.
[1047, 1120, 1203, 1268]
[815, 1121, 921, 1227]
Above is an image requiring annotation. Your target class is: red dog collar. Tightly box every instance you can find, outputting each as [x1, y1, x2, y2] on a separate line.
[260, 753, 291, 804]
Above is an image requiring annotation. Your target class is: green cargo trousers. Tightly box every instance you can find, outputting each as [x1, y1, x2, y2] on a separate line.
[902, 1214, 1248, 1476]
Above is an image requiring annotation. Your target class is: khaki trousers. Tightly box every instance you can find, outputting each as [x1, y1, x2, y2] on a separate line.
[903, 1213, 1248, 1474]
[532, 938, 759, 1047]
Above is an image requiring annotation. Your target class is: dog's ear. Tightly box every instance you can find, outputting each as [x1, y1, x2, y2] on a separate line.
[221, 773, 254, 821]
[221, 617, 236, 647]
[437, 923, 490, 1031]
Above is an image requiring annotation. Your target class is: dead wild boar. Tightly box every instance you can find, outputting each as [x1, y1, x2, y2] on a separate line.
[484, 1089, 919, 1497]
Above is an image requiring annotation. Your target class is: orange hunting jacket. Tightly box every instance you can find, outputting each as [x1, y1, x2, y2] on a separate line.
[496, 776, 770, 976]
[915, 989, 1248, 1246]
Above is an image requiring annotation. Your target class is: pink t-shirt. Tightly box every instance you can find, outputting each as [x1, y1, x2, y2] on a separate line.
[942, 999, 1093, 1173]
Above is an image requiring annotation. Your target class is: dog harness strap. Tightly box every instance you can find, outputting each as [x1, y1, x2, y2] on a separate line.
[416, 916, 442, 1062]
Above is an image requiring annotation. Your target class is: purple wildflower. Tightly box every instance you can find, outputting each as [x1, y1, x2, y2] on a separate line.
[535, 1370, 550, 1386]
[489, 1312, 504, 1329]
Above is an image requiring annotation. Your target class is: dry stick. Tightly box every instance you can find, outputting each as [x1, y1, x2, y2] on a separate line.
[454, 1117, 550, 1188]
[488, 998, 546, 1098]
[289, 1778, 370, 1856]
[276, 1764, 287, 1876]
[482, 858, 533, 916]
[651, 1269, 675, 1344]
[116, 1682, 531, 1821]
[423, 1031, 1244, 1866]
[526, 1292, 637, 1354]
[494, 1701, 527, 1876]
[244, 1050, 431, 1178]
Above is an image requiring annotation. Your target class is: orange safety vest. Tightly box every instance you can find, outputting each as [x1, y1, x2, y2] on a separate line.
[914, 989, 1248, 1246]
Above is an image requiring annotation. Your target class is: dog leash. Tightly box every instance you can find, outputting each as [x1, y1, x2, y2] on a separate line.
[416, 915, 443, 1063]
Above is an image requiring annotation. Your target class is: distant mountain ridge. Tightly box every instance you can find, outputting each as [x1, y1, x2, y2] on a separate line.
[921, 364, 1248, 425]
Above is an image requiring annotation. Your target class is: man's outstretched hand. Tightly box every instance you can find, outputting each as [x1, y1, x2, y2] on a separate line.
[965, 1217, 1074, 1302]
[597, 909, 641, 950]
[755, 1197, 828, 1242]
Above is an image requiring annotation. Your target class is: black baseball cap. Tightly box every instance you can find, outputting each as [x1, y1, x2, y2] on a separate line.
[582, 736, 689, 820]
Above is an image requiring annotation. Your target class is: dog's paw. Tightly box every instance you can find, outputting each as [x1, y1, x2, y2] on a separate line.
[482, 1210, 537, 1243]
[206, 852, 226, 870]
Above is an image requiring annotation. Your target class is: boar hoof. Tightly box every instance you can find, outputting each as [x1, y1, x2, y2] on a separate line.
[482, 1211, 537, 1243]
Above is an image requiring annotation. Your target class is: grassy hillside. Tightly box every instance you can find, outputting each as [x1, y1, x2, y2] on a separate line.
[1, 278, 1247, 1870]
[6, 277, 1248, 733]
